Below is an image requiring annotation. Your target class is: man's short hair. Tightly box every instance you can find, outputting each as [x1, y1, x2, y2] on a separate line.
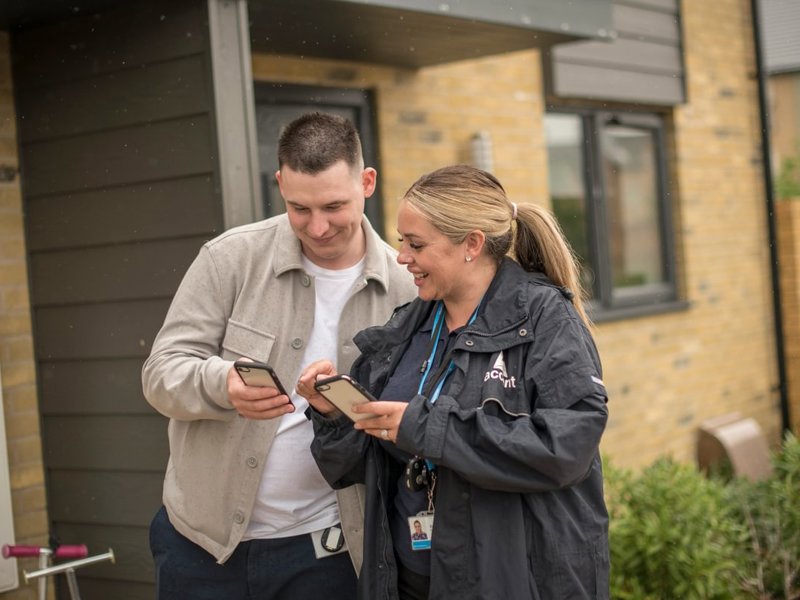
[278, 112, 364, 174]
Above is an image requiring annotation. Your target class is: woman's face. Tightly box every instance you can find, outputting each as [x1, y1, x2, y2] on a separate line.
[396, 201, 467, 303]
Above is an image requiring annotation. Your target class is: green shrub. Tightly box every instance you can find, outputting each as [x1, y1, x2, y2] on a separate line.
[727, 433, 800, 599]
[776, 155, 800, 199]
[606, 457, 743, 599]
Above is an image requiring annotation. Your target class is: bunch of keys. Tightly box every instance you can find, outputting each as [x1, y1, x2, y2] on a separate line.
[405, 457, 434, 491]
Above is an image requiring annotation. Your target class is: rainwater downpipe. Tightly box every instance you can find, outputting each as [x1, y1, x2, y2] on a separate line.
[750, 0, 791, 433]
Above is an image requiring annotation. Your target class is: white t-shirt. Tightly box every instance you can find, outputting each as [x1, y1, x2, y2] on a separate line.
[244, 256, 365, 539]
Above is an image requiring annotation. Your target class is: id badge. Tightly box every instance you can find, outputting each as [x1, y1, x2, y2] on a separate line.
[408, 511, 434, 551]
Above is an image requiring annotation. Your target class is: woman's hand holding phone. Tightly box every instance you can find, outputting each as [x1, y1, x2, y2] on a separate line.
[351, 401, 408, 444]
[227, 359, 294, 420]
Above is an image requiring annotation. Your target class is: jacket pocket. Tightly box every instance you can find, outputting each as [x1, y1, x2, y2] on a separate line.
[531, 537, 609, 600]
[221, 319, 276, 362]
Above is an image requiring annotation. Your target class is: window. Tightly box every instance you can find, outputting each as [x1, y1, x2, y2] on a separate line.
[544, 110, 679, 317]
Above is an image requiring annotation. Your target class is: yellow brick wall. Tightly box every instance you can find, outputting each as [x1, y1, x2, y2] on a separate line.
[777, 200, 800, 434]
[0, 30, 50, 600]
[253, 0, 782, 471]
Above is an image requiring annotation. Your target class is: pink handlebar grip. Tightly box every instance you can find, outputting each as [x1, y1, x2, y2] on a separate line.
[2, 544, 90, 559]
[2, 544, 44, 558]
[54, 544, 89, 559]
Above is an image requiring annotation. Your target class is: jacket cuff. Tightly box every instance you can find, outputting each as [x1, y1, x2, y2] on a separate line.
[306, 406, 352, 429]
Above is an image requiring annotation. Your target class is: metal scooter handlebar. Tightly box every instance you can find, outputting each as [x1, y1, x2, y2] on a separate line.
[23, 549, 115, 583]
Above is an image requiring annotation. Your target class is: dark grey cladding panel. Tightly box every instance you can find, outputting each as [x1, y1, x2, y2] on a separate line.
[547, 0, 686, 105]
[248, 0, 614, 68]
[759, 0, 800, 74]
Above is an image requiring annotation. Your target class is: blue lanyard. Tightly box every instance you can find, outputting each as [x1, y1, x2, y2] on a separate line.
[417, 301, 481, 404]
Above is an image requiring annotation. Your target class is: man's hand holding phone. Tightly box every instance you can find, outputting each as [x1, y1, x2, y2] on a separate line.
[227, 360, 294, 420]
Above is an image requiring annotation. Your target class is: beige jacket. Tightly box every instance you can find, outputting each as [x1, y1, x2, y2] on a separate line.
[142, 214, 416, 566]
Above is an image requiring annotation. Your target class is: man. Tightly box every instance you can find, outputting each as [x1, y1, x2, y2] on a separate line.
[142, 112, 416, 598]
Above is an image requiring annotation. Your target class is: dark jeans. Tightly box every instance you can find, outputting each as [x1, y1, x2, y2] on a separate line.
[150, 506, 357, 600]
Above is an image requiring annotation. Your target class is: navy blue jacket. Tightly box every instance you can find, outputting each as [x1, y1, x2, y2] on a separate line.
[311, 258, 610, 599]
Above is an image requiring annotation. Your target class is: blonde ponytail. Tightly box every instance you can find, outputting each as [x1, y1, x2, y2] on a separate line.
[513, 203, 590, 326]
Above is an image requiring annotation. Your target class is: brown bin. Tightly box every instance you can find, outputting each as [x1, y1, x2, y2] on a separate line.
[697, 412, 773, 481]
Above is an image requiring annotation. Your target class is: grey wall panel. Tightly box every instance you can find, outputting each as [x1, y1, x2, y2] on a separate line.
[17, 55, 210, 142]
[30, 237, 206, 305]
[34, 299, 171, 360]
[26, 176, 218, 251]
[14, 1, 220, 596]
[619, 0, 677, 11]
[548, 0, 685, 105]
[612, 3, 679, 42]
[48, 471, 164, 526]
[39, 359, 160, 416]
[22, 116, 214, 197]
[43, 416, 168, 471]
[552, 61, 684, 104]
[760, 0, 800, 73]
[52, 523, 154, 584]
[12, 0, 205, 89]
[553, 36, 681, 76]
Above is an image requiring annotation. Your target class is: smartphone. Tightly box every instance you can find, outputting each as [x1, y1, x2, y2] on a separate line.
[314, 374, 378, 422]
[234, 360, 289, 398]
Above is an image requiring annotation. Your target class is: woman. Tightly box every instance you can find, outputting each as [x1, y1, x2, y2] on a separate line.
[297, 165, 609, 600]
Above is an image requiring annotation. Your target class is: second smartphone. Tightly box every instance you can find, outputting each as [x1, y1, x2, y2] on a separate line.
[314, 374, 377, 422]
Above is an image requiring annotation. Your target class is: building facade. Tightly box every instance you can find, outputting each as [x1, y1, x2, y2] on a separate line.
[0, 0, 790, 596]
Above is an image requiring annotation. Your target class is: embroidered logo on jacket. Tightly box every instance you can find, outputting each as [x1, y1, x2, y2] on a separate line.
[483, 352, 517, 388]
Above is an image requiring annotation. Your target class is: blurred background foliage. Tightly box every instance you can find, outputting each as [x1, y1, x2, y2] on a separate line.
[605, 433, 800, 599]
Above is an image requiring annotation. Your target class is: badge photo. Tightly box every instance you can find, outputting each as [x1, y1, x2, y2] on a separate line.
[408, 513, 433, 551]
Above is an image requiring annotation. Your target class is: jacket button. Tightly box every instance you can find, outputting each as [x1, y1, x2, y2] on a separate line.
[291, 338, 304, 349]
[519, 328, 528, 337]
[246, 456, 258, 468]
[465, 340, 474, 346]
[233, 511, 245, 524]
[301, 274, 311, 287]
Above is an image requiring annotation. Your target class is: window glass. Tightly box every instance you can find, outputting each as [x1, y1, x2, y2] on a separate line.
[544, 113, 595, 295]
[601, 123, 665, 296]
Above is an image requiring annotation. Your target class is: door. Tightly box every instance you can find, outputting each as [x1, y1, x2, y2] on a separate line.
[254, 84, 384, 236]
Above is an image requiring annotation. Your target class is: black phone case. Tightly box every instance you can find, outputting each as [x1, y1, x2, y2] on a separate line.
[234, 360, 288, 396]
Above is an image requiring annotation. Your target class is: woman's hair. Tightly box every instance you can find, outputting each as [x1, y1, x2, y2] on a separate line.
[278, 112, 364, 174]
[402, 164, 589, 325]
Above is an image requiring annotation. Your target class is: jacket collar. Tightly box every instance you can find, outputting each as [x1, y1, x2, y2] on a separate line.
[355, 258, 538, 353]
[271, 214, 392, 292]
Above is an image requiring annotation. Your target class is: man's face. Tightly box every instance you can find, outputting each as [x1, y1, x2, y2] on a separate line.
[276, 160, 376, 270]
